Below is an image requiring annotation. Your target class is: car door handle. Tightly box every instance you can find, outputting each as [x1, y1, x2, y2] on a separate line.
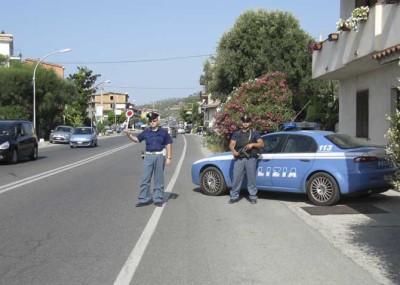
[300, 159, 310, 162]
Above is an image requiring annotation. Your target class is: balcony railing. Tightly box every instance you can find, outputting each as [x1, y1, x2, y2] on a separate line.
[312, 3, 400, 80]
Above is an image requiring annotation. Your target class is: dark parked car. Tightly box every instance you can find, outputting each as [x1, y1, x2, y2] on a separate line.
[0, 120, 38, 163]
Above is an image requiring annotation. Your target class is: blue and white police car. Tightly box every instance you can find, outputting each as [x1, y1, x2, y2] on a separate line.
[192, 131, 399, 206]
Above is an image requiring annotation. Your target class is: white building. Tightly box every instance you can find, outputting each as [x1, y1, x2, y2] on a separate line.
[0, 33, 20, 67]
[312, 0, 400, 145]
[200, 93, 221, 129]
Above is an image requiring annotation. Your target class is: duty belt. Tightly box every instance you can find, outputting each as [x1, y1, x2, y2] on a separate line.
[145, 151, 164, 155]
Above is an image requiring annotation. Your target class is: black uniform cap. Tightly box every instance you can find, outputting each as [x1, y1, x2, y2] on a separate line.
[146, 112, 159, 121]
[240, 115, 251, 123]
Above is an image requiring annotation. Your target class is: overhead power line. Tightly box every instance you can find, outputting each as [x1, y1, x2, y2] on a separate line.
[110, 86, 199, 90]
[59, 53, 214, 65]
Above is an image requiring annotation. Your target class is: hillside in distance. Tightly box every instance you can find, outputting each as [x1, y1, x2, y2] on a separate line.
[138, 93, 200, 119]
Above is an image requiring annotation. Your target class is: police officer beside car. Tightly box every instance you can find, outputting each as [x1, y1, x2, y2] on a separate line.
[229, 115, 264, 204]
[124, 112, 172, 207]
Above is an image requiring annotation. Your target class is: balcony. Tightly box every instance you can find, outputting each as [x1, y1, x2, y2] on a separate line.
[312, 3, 400, 80]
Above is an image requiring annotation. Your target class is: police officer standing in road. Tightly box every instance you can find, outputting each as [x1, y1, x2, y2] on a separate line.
[125, 112, 173, 207]
[229, 115, 264, 204]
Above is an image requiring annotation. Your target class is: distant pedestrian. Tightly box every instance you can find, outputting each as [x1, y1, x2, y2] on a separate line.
[124, 112, 173, 207]
[229, 115, 264, 204]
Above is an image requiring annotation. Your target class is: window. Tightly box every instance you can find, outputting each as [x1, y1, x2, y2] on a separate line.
[110, 96, 114, 100]
[391, 87, 400, 114]
[355, 0, 377, 7]
[282, 135, 317, 153]
[356, 90, 369, 138]
[22, 123, 33, 136]
[326, 134, 376, 149]
[261, 134, 286, 153]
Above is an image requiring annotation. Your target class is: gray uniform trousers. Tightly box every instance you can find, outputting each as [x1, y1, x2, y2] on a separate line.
[138, 154, 165, 203]
[230, 157, 258, 200]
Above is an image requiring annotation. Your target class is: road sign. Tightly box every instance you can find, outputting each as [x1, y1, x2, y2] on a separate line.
[126, 110, 134, 118]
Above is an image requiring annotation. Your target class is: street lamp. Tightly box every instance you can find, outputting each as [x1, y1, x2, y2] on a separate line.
[32, 48, 72, 135]
[93, 80, 111, 125]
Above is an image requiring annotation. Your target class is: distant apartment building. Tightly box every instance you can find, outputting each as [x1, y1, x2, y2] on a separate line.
[0, 32, 21, 67]
[90, 92, 129, 120]
[24, 58, 65, 78]
[312, 0, 400, 145]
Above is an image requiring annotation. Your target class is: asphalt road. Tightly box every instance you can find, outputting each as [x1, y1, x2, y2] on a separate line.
[0, 134, 397, 285]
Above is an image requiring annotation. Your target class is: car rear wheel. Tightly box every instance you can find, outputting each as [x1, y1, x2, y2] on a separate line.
[307, 172, 340, 206]
[200, 166, 227, 196]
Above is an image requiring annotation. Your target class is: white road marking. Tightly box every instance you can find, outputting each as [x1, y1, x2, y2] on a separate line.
[113, 135, 187, 285]
[0, 144, 132, 195]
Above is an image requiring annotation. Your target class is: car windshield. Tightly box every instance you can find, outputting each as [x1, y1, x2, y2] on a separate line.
[55, 126, 72, 132]
[325, 134, 379, 149]
[0, 123, 15, 136]
[74, 128, 92, 135]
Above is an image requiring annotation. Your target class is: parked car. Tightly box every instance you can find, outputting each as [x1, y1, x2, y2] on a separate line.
[192, 131, 399, 206]
[280, 121, 321, 131]
[168, 126, 177, 138]
[49, 125, 74, 143]
[70, 127, 98, 148]
[177, 128, 185, 134]
[185, 126, 192, 134]
[0, 120, 38, 163]
[104, 125, 113, 135]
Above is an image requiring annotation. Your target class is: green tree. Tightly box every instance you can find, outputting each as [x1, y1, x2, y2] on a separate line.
[67, 66, 100, 124]
[0, 106, 27, 119]
[106, 110, 116, 125]
[64, 104, 84, 127]
[179, 106, 192, 123]
[386, 95, 400, 190]
[305, 81, 339, 131]
[118, 112, 127, 124]
[0, 54, 8, 66]
[0, 63, 78, 137]
[202, 9, 337, 122]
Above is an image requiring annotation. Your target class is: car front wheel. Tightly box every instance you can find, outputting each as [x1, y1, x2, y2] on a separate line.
[306, 172, 340, 206]
[30, 146, 38, 160]
[200, 166, 227, 196]
[9, 149, 18, 164]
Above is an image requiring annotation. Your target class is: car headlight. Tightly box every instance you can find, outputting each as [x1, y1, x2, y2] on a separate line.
[0, 141, 10, 150]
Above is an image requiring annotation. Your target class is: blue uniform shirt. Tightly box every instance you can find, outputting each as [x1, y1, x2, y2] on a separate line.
[137, 128, 173, 152]
[230, 129, 261, 143]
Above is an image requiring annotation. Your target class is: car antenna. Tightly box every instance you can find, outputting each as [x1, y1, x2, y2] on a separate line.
[291, 100, 311, 122]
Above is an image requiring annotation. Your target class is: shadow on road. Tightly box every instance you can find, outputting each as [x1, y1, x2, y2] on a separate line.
[164, 192, 179, 202]
[346, 194, 400, 284]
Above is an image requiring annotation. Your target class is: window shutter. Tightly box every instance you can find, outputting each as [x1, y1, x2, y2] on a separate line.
[356, 90, 369, 138]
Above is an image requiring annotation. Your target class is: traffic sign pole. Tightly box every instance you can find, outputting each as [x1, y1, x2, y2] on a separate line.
[125, 110, 134, 130]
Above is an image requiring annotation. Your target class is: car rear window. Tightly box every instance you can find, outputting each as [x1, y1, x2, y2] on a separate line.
[325, 134, 378, 149]
[56, 126, 72, 132]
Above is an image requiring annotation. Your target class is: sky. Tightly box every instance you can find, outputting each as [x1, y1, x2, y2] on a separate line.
[2, 0, 339, 105]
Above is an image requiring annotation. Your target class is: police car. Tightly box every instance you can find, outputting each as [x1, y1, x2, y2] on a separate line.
[192, 131, 399, 206]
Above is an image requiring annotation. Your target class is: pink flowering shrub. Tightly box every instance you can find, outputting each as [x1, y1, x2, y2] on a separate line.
[214, 72, 294, 138]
